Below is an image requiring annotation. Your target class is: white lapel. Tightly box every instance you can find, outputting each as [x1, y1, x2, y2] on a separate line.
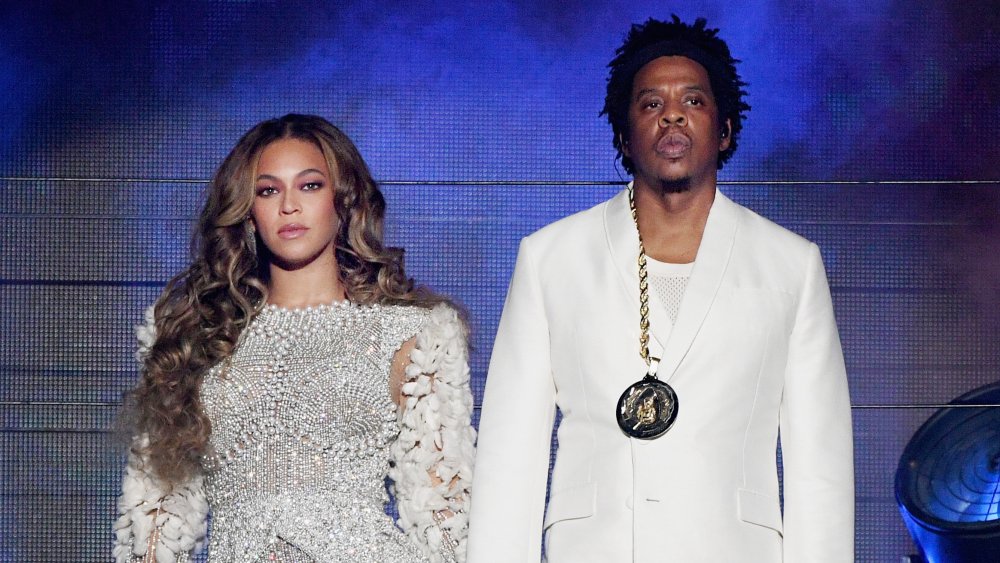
[604, 186, 740, 381]
[658, 189, 740, 380]
[603, 185, 673, 364]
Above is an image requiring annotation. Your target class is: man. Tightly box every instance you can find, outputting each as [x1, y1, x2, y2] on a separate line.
[468, 16, 854, 562]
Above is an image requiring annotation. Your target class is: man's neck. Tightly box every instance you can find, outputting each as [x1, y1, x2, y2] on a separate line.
[633, 180, 715, 264]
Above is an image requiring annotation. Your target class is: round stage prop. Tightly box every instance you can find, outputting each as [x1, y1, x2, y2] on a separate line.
[896, 381, 1000, 563]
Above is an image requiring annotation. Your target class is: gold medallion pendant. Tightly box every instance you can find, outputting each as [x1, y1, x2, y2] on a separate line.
[616, 375, 679, 439]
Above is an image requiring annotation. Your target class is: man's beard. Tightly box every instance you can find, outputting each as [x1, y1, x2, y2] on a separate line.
[655, 176, 692, 193]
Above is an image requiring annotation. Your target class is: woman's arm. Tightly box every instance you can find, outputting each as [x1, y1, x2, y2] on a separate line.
[388, 304, 476, 563]
[114, 307, 208, 562]
[112, 438, 208, 563]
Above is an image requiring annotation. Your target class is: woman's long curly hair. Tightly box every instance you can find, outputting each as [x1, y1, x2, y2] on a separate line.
[129, 114, 441, 485]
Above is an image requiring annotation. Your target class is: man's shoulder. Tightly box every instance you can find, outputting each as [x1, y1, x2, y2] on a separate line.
[723, 194, 823, 284]
[726, 194, 814, 252]
[523, 191, 620, 249]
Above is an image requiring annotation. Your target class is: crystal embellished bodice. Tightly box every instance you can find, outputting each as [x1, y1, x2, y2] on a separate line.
[199, 301, 430, 562]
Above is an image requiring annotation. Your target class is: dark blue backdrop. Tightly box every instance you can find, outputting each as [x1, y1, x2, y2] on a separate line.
[1, 1, 998, 560]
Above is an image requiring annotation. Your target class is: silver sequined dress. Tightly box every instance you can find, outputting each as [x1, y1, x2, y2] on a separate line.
[197, 301, 432, 562]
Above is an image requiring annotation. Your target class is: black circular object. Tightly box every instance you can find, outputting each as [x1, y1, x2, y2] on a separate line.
[616, 375, 678, 439]
[896, 381, 1000, 562]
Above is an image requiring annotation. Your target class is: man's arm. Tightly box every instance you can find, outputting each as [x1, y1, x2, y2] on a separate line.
[467, 238, 558, 563]
[779, 243, 855, 561]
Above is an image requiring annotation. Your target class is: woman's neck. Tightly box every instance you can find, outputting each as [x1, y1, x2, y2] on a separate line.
[266, 252, 347, 308]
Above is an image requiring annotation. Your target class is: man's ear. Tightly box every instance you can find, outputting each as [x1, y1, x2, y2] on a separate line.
[620, 133, 631, 157]
[719, 119, 732, 151]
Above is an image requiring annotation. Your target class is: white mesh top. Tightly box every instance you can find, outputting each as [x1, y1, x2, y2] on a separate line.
[645, 257, 694, 325]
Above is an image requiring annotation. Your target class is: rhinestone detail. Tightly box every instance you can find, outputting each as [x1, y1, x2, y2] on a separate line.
[199, 301, 430, 562]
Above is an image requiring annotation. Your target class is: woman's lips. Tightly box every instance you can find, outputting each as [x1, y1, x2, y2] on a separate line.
[277, 224, 308, 239]
[656, 133, 692, 158]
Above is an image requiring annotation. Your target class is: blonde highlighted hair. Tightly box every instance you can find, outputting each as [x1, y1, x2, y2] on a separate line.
[130, 114, 439, 484]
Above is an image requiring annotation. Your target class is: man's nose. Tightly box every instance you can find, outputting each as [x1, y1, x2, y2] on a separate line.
[660, 102, 686, 126]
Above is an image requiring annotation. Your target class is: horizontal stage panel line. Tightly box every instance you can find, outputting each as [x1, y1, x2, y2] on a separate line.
[852, 404, 1000, 409]
[0, 280, 972, 293]
[0, 401, 123, 407]
[3, 401, 998, 410]
[0, 279, 165, 287]
[0, 214, 978, 227]
[1, 177, 998, 186]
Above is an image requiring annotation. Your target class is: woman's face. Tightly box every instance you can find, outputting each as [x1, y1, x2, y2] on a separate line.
[250, 137, 339, 270]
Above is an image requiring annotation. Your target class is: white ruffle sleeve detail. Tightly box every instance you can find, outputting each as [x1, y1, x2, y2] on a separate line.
[134, 305, 157, 362]
[389, 303, 477, 563]
[112, 438, 208, 563]
[113, 305, 208, 562]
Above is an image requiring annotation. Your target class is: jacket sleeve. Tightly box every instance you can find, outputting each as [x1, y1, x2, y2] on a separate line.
[112, 438, 209, 563]
[779, 243, 855, 561]
[112, 306, 209, 562]
[467, 238, 557, 563]
[389, 303, 477, 563]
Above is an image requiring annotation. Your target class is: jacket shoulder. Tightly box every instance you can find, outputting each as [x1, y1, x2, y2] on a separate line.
[522, 194, 613, 252]
[729, 196, 816, 256]
[724, 194, 824, 286]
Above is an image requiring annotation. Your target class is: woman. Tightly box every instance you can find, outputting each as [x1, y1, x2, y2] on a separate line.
[113, 114, 475, 562]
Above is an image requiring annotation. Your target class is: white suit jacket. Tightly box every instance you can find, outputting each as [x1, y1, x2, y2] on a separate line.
[468, 189, 854, 562]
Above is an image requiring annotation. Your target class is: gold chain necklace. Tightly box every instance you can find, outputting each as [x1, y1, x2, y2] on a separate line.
[628, 185, 655, 370]
[614, 185, 679, 439]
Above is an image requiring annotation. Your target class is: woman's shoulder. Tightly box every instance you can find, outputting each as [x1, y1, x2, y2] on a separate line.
[378, 300, 460, 323]
[376, 301, 430, 324]
[370, 302, 431, 354]
[377, 301, 464, 347]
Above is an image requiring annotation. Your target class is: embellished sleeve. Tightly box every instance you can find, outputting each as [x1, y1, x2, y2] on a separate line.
[112, 305, 209, 563]
[112, 438, 208, 563]
[388, 304, 477, 563]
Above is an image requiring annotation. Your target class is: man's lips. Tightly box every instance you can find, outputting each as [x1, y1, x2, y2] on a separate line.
[277, 224, 308, 239]
[655, 132, 692, 158]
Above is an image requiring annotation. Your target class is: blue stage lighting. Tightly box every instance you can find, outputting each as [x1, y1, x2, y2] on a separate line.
[896, 382, 1000, 563]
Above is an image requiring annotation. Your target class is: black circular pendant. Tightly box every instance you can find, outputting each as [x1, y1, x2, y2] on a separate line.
[616, 375, 679, 439]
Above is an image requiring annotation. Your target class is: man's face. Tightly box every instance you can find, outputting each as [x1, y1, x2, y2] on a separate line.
[623, 55, 730, 193]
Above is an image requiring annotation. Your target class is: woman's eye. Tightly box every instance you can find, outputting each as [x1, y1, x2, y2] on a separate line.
[302, 182, 324, 191]
[256, 186, 278, 197]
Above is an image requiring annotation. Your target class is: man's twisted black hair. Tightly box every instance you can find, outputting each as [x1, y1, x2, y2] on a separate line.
[601, 15, 750, 173]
